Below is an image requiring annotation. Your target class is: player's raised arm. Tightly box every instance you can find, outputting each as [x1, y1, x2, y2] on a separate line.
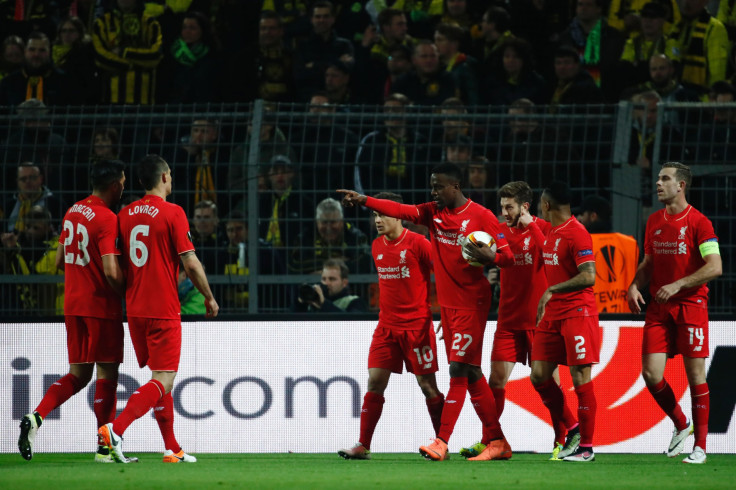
[181, 250, 219, 317]
[336, 189, 367, 207]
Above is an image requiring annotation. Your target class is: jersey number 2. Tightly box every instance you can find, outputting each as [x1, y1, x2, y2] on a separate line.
[62, 220, 90, 266]
[130, 224, 150, 267]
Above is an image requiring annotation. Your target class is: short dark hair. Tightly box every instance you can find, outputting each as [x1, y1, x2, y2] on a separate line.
[431, 162, 464, 184]
[498, 181, 533, 206]
[373, 192, 403, 203]
[378, 8, 404, 28]
[554, 45, 580, 62]
[26, 31, 49, 46]
[90, 159, 125, 191]
[138, 154, 169, 191]
[542, 181, 571, 207]
[311, 0, 334, 16]
[662, 161, 692, 192]
[435, 23, 465, 44]
[323, 258, 349, 279]
[483, 7, 511, 33]
[26, 205, 51, 224]
[194, 199, 218, 213]
[260, 10, 283, 26]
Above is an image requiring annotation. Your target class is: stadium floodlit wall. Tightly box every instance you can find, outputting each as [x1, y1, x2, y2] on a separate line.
[2, 320, 734, 455]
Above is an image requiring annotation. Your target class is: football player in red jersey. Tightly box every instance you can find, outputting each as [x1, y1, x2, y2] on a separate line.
[532, 181, 599, 462]
[338, 192, 444, 460]
[459, 181, 579, 461]
[98, 155, 218, 464]
[627, 162, 721, 464]
[18, 160, 131, 462]
[339, 163, 515, 462]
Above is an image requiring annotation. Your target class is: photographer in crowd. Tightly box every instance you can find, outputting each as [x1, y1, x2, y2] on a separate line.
[294, 258, 368, 313]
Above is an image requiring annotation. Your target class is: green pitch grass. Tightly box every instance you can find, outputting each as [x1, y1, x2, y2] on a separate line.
[1, 453, 735, 489]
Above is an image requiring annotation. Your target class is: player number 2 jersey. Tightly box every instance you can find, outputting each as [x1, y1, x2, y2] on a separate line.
[59, 195, 122, 319]
[118, 195, 194, 319]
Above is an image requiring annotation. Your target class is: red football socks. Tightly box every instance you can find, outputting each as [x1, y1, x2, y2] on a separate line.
[35, 373, 85, 419]
[534, 378, 566, 444]
[358, 391, 385, 450]
[691, 383, 709, 451]
[574, 381, 597, 446]
[112, 379, 164, 436]
[437, 377, 468, 443]
[425, 394, 445, 437]
[154, 392, 181, 453]
[490, 387, 506, 418]
[648, 378, 688, 431]
[93, 379, 118, 427]
[468, 378, 503, 443]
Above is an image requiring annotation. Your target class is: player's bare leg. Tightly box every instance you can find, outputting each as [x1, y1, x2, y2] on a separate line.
[339, 368, 390, 460]
[415, 373, 444, 436]
[682, 356, 708, 464]
[561, 364, 595, 462]
[642, 353, 693, 457]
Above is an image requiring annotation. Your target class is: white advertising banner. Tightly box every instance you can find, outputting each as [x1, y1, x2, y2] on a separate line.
[1, 321, 734, 454]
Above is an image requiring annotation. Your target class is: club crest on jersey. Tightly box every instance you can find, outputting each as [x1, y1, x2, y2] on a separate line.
[523, 236, 531, 250]
[553, 238, 561, 251]
[459, 219, 470, 232]
[399, 249, 407, 264]
[678, 226, 688, 240]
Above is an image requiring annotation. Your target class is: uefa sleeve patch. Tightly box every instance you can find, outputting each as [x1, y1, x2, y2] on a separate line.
[576, 249, 593, 257]
[497, 233, 505, 239]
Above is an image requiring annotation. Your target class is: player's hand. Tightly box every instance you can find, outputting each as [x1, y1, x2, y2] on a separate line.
[654, 282, 681, 304]
[336, 189, 367, 208]
[517, 207, 533, 229]
[462, 239, 495, 265]
[435, 320, 443, 340]
[487, 267, 499, 286]
[536, 289, 552, 325]
[1, 232, 18, 248]
[204, 297, 219, 317]
[626, 285, 645, 313]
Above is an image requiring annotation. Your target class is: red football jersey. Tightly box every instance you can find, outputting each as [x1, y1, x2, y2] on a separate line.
[373, 228, 433, 330]
[118, 195, 194, 319]
[645, 205, 718, 304]
[542, 216, 597, 319]
[59, 195, 122, 319]
[498, 217, 551, 330]
[365, 197, 513, 310]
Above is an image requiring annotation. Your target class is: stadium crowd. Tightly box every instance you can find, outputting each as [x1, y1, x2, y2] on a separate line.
[0, 0, 734, 314]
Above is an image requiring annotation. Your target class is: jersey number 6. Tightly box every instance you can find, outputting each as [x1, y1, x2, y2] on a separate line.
[130, 224, 150, 267]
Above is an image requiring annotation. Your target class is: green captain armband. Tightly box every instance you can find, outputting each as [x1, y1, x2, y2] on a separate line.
[699, 240, 720, 257]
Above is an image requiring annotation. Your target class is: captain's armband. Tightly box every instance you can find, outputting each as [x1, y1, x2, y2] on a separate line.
[699, 239, 720, 258]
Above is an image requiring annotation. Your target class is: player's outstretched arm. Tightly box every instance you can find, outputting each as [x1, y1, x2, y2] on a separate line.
[181, 251, 219, 317]
[102, 254, 126, 297]
[336, 189, 367, 207]
[627, 254, 652, 313]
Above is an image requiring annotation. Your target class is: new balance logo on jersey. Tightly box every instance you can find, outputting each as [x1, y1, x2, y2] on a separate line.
[678, 226, 688, 240]
[94, 399, 103, 404]
[53, 382, 62, 386]
[577, 353, 586, 359]
[654, 229, 662, 235]
[446, 400, 457, 404]
[401, 266, 410, 278]
[434, 218, 443, 224]
[460, 219, 470, 232]
[377, 254, 383, 260]
[678, 242, 687, 254]
[153, 406, 164, 412]
[523, 236, 531, 250]
[399, 250, 407, 264]
[553, 238, 561, 251]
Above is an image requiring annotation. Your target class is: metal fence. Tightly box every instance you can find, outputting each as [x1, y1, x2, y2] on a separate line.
[0, 101, 733, 315]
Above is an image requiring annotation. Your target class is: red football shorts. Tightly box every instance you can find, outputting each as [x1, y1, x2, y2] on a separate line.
[66, 316, 124, 364]
[368, 320, 439, 375]
[532, 316, 601, 366]
[491, 328, 535, 365]
[127, 317, 182, 371]
[643, 301, 709, 358]
[440, 305, 490, 366]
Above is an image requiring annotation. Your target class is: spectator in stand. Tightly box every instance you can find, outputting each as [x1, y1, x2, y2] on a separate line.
[294, 258, 369, 312]
[629, 90, 686, 171]
[484, 37, 549, 106]
[548, 45, 604, 111]
[558, 0, 626, 102]
[370, 8, 414, 64]
[293, 0, 354, 101]
[618, 3, 680, 89]
[255, 10, 295, 102]
[607, 0, 681, 35]
[466, 155, 494, 207]
[436, 97, 470, 143]
[670, 0, 729, 97]
[434, 23, 479, 106]
[392, 40, 458, 106]
[289, 197, 371, 275]
[92, 0, 163, 105]
[325, 61, 360, 105]
[474, 6, 514, 79]
[440, 0, 475, 32]
[574, 195, 612, 233]
[355, 93, 430, 202]
[89, 128, 121, 164]
[0, 31, 77, 106]
[717, 0, 736, 41]
[190, 200, 226, 275]
[259, 155, 315, 249]
[0, 35, 24, 81]
[157, 11, 222, 104]
[443, 133, 472, 168]
[382, 44, 413, 98]
[4, 162, 64, 233]
[172, 118, 230, 217]
[1, 205, 63, 315]
[52, 16, 99, 104]
[634, 54, 699, 105]
[687, 81, 736, 165]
